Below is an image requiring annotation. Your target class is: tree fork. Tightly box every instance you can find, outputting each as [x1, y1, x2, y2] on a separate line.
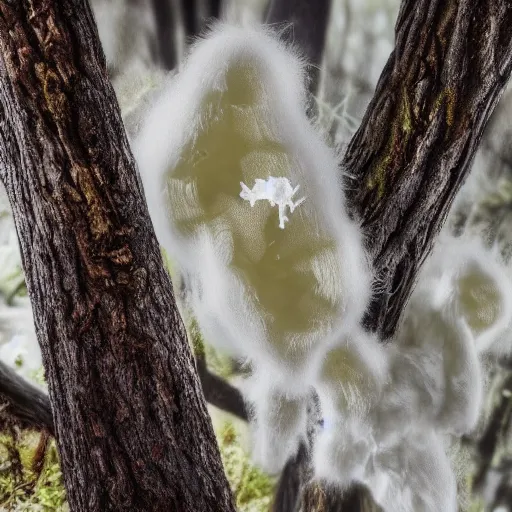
[275, 0, 512, 510]
[0, 1, 235, 511]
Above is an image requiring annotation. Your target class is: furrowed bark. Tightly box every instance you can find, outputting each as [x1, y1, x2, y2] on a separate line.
[0, 354, 248, 434]
[0, 1, 235, 511]
[265, 0, 331, 95]
[0, 361, 53, 435]
[345, 0, 512, 338]
[276, 0, 512, 510]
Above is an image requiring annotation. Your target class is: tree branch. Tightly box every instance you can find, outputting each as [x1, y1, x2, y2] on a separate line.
[344, 0, 512, 338]
[0, 354, 248, 437]
[196, 356, 248, 422]
[0, 361, 53, 435]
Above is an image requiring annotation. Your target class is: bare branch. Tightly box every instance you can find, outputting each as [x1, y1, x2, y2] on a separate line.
[0, 361, 53, 435]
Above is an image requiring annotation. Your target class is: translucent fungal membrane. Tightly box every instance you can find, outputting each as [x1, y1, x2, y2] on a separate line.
[134, 25, 371, 379]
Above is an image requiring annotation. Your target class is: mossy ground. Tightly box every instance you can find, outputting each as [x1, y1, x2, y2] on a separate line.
[0, 431, 67, 511]
[0, 418, 274, 511]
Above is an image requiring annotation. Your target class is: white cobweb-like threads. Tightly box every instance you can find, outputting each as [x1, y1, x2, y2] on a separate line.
[313, 416, 375, 489]
[239, 177, 306, 229]
[242, 372, 309, 474]
[132, 23, 373, 381]
[414, 234, 512, 355]
[384, 306, 483, 437]
[366, 429, 457, 512]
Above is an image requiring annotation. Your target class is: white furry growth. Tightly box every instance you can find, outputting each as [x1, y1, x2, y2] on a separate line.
[133, 23, 372, 380]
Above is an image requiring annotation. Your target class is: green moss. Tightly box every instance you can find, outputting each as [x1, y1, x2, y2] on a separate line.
[217, 422, 275, 512]
[431, 87, 456, 128]
[367, 90, 415, 201]
[188, 316, 206, 360]
[0, 431, 67, 511]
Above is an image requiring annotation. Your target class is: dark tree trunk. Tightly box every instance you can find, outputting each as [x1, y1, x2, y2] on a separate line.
[0, 1, 235, 511]
[151, 0, 177, 70]
[0, 360, 53, 435]
[0, 354, 248, 435]
[345, 0, 512, 339]
[265, 0, 331, 95]
[181, 0, 198, 40]
[179, 0, 223, 42]
[208, 0, 222, 19]
[272, 443, 310, 512]
[275, 0, 512, 510]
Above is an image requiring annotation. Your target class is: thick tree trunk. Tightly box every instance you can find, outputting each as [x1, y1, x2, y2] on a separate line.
[265, 0, 331, 95]
[0, 354, 248, 435]
[345, 0, 512, 338]
[275, 0, 512, 510]
[0, 2, 235, 511]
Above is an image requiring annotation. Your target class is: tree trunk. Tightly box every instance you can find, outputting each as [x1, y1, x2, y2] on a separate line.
[345, 0, 512, 339]
[265, 0, 331, 95]
[181, 0, 198, 39]
[275, 0, 512, 509]
[0, 2, 235, 511]
[151, 0, 177, 70]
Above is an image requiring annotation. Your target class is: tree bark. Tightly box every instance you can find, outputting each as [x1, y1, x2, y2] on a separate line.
[0, 2, 235, 511]
[345, 0, 512, 338]
[275, 0, 512, 510]
[0, 353, 248, 435]
[265, 0, 331, 95]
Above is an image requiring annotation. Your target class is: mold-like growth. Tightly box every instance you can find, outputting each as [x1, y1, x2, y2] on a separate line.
[366, 430, 457, 512]
[133, 24, 372, 379]
[242, 373, 309, 474]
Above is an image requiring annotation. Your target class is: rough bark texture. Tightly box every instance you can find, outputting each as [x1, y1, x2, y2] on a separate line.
[345, 0, 512, 338]
[0, 360, 54, 435]
[0, 1, 235, 511]
[275, 0, 512, 510]
[0, 353, 248, 434]
[265, 0, 331, 95]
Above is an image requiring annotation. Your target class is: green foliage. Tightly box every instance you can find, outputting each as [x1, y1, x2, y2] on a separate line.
[0, 421, 275, 512]
[0, 431, 67, 511]
[217, 422, 275, 512]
